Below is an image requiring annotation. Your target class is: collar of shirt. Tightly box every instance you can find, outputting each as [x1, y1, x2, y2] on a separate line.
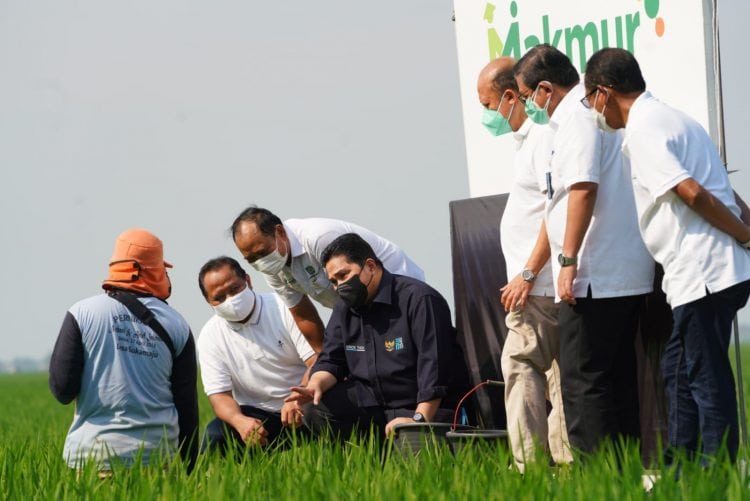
[283, 222, 305, 258]
[223, 293, 265, 332]
[548, 82, 585, 131]
[621, 90, 652, 155]
[512, 118, 534, 150]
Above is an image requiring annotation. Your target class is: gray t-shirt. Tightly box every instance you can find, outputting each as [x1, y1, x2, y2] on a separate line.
[61, 294, 191, 468]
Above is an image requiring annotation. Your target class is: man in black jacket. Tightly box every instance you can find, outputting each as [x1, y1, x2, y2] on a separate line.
[286, 233, 469, 438]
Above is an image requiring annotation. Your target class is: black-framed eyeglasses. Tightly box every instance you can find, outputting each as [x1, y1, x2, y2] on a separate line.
[518, 92, 530, 104]
[580, 88, 597, 109]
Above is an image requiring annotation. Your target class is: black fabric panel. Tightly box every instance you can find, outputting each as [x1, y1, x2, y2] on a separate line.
[171, 332, 200, 473]
[49, 311, 84, 404]
[449, 194, 509, 428]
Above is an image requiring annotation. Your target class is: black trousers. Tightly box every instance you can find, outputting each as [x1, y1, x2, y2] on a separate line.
[558, 292, 645, 454]
[202, 405, 306, 455]
[302, 380, 456, 440]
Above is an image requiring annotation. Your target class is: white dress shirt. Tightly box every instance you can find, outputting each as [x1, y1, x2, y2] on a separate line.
[623, 91, 750, 307]
[197, 293, 314, 412]
[266, 218, 425, 308]
[545, 83, 654, 300]
[500, 119, 555, 296]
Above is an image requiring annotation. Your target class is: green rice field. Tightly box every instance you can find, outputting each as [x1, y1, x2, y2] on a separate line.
[2, 345, 750, 500]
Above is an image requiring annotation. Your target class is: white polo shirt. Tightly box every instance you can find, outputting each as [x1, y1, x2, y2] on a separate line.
[500, 119, 555, 296]
[545, 83, 653, 300]
[197, 293, 314, 412]
[623, 91, 750, 307]
[265, 218, 425, 308]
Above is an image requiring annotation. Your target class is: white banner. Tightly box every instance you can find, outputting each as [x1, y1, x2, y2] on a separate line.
[454, 0, 719, 197]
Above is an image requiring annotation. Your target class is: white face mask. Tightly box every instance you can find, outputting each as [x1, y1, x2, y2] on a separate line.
[250, 236, 287, 275]
[590, 90, 617, 133]
[213, 285, 256, 322]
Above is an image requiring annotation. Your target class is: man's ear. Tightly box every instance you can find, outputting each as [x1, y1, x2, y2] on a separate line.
[537, 80, 554, 97]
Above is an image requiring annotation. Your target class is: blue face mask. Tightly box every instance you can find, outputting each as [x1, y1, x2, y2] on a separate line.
[524, 85, 551, 125]
[481, 95, 515, 136]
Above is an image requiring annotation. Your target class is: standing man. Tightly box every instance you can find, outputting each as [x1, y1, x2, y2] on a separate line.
[583, 48, 750, 461]
[197, 256, 316, 454]
[230, 206, 424, 352]
[477, 56, 571, 470]
[514, 44, 654, 454]
[49, 229, 199, 471]
[286, 233, 469, 438]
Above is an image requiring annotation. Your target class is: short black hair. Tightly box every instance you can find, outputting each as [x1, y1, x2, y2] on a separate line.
[490, 67, 518, 94]
[230, 206, 282, 242]
[514, 44, 579, 89]
[198, 256, 247, 299]
[584, 48, 646, 94]
[321, 233, 383, 268]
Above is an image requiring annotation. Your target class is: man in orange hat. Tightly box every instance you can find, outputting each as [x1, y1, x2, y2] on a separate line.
[49, 229, 199, 472]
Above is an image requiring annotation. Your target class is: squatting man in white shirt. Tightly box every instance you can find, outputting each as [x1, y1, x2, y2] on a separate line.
[230, 206, 424, 353]
[477, 56, 571, 471]
[583, 48, 750, 463]
[197, 256, 316, 453]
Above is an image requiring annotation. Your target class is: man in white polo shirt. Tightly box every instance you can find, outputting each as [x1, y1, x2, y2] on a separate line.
[514, 44, 654, 454]
[583, 48, 750, 462]
[230, 206, 424, 352]
[197, 256, 316, 453]
[477, 56, 571, 471]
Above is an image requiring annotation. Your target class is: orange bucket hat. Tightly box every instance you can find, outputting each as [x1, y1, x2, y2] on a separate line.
[102, 228, 173, 300]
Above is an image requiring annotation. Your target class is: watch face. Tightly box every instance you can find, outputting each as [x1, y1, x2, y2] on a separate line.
[413, 412, 425, 423]
[522, 269, 535, 282]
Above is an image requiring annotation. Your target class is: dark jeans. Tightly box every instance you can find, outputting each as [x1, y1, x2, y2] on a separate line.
[202, 405, 306, 455]
[662, 280, 750, 462]
[558, 292, 644, 454]
[302, 380, 457, 440]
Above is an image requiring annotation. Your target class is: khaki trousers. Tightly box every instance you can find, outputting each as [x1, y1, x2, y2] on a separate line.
[502, 295, 572, 471]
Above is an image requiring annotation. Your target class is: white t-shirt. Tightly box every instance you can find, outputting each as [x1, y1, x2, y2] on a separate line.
[545, 83, 654, 300]
[500, 119, 555, 296]
[197, 293, 314, 412]
[266, 218, 425, 308]
[623, 91, 750, 307]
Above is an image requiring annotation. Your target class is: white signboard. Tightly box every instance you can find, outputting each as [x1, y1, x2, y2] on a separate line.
[454, 0, 720, 197]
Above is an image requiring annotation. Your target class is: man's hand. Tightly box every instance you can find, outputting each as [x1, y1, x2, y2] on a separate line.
[385, 417, 415, 436]
[285, 381, 323, 406]
[557, 266, 577, 305]
[234, 416, 269, 446]
[499, 274, 534, 312]
[280, 400, 303, 427]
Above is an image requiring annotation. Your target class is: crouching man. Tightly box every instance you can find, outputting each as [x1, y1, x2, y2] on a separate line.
[197, 257, 316, 453]
[286, 233, 470, 438]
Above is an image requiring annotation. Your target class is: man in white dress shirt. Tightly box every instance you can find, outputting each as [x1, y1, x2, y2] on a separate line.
[583, 48, 750, 462]
[477, 56, 571, 471]
[514, 44, 654, 454]
[230, 206, 424, 352]
[197, 256, 316, 453]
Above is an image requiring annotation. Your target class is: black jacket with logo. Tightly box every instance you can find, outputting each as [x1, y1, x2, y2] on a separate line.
[313, 270, 469, 410]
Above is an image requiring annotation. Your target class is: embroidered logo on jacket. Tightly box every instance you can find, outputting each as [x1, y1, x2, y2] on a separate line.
[385, 337, 404, 352]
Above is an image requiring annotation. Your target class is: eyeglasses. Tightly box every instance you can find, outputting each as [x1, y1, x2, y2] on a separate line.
[580, 88, 597, 109]
[518, 92, 530, 104]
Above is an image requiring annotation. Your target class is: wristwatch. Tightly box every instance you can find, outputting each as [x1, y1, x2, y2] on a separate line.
[557, 253, 577, 267]
[413, 412, 426, 423]
[521, 269, 536, 282]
